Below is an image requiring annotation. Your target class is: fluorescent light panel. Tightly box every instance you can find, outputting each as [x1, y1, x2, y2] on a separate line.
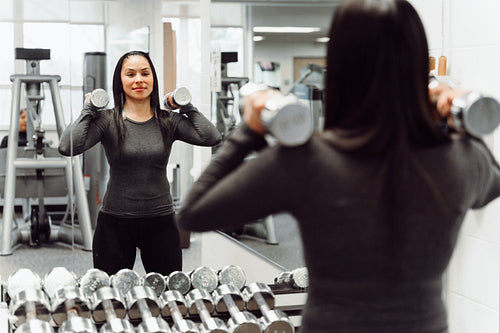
[253, 26, 321, 33]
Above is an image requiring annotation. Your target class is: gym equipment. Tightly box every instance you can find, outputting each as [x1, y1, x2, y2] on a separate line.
[429, 76, 500, 137]
[159, 290, 199, 333]
[2, 47, 93, 255]
[142, 272, 167, 297]
[79, 269, 111, 300]
[239, 82, 313, 147]
[274, 267, 308, 289]
[217, 265, 246, 291]
[110, 269, 140, 298]
[212, 284, 260, 333]
[6, 269, 53, 332]
[163, 88, 192, 111]
[243, 282, 295, 333]
[89, 89, 110, 109]
[89, 286, 132, 332]
[42, 266, 79, 300]
[189, 267, 218, 294]
[185, 288, 228, 333]
[166, 271, 191, 295]
[125, 285, 171, 333]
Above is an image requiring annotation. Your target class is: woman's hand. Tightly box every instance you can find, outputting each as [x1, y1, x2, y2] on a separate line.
[429, 83, 469, 118]
[84, 92, 91, 105]
[242, 89, 280, 135]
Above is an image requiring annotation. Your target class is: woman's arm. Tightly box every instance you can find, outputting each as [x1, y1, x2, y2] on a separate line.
[174, 104, 222, 146]
[58, 105, 108, 156]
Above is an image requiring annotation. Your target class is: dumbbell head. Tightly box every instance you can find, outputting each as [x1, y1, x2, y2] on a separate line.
[142, 272, 167, 297]
[257, 309, 295, 333]
[217, 265, 246, 291]
[89, 88, 109, 109]
[13, 318, 54, 333]
[90, 286, 127, 324]
[159, 290, 188, 318]
[43, 267, 79, 300]
[243, 282, 275, 311]
[186, 289, 227, 333]
[79, 269, 110, 300]
[212, 284, 259, 333]
[274, 267, 308, 289]
[163, 87, 192, 110]
[7, 268, 42, 298]
[50, 286, 91, 326]
[190, 267, 218, 293]
[58, 315, 97, 333]
[110, 269, 140, 298]
[166, 271, 191, 295]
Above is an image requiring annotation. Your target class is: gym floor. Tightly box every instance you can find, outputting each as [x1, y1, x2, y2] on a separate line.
[0, 211, 304, 281]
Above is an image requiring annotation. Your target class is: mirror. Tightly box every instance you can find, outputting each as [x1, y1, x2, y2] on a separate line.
[210, 1, 337, 270]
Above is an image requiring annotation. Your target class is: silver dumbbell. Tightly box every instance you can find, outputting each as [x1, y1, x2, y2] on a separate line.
[90, 286, 133, 333]
[125, 285, 171, 333]
[217, 265, 246, 291]
[243, 282, 295, 333]
[163, 87, 192, 111]
[165, 271, 191, 295]
[185, 288, 228, 333]
[274, 267, 309, 289]
[6, 269, 53, 333]
[239, 82, 314, 147]
[212, 284, 260, 333]
[159, 290, 199, 333]
[43, 267, 95, 333]
[189, 267, 218, 294]
[142, 272, 167, 298]
[110, 269, 141, 299]
[89, 89, 110, 109]
[79, 269, 111, 300]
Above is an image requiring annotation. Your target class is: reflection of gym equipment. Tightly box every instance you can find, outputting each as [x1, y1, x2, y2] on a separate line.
[213, 52, 249, 141]
[290, 63, 325, 132]
[1, 48, 93, 255]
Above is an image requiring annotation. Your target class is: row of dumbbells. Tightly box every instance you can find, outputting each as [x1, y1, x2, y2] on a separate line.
[2, 266, 307, 333]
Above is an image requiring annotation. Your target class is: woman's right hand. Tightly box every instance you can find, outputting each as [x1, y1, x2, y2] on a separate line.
[242, 89, 280, 136]
[429, 83, 469, 119]
[84, 92, 91, 105]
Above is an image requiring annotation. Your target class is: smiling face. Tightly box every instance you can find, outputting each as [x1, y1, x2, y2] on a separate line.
[120, 55, 154, 103]
[19, 109, 27, 132]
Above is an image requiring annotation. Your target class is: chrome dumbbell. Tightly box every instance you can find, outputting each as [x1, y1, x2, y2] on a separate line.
[110, 269, 141, 299]
[212, 284, 260, 333]
[125, 285, 171, 333]
[185, 288, 228, 333]
[163, 87, 192, 111]
[189, 267, 218, 294]
[243, 282, 295, 333]
[217, 265, 246, 291]
[88, 88, 110, 109]
[159, 290, 199, 333]
[165, 271, 191, 296]
[142, 272, 167, 298]
[274, 267, 309, 289]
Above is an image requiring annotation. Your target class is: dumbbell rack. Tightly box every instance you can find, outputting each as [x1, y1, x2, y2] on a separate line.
[0, 284, 307, 332]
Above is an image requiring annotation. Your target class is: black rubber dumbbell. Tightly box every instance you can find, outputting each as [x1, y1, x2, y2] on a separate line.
[243, 282, 295, 333]
[125, 285, 171, 333]
[185, 288, 228, 333]
[212, 284, 260, 333]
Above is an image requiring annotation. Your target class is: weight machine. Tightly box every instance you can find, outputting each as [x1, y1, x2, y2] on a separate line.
[1, 48, 93, 255]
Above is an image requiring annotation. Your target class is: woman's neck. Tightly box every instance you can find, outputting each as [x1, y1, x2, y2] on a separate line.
[123, 99, 153, 122]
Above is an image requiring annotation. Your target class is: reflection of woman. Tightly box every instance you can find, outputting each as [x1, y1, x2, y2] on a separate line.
[59, 51, 221, 276]
[178, 1, 500, 332]
[1, 109, 27, 148]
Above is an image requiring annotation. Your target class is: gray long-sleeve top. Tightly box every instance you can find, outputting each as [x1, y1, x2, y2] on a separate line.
[177, 124, 500, 332]
[59, 105, 221, 218]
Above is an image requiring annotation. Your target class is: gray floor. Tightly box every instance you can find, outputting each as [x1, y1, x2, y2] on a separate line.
[0, 211, 304, 282]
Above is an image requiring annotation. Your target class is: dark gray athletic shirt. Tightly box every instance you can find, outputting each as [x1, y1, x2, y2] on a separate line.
[178, 124, 500, 333]
[58, 105, 221, 218]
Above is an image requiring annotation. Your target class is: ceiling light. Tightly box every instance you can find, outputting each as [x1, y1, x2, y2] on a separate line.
[316, 37, 330, 43]
[253, 26, 321, 33]
[253, 36, 265, 42]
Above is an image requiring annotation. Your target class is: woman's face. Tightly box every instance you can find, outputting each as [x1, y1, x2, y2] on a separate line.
[120, 55, 154, 103]
[19, 110, 27, 132]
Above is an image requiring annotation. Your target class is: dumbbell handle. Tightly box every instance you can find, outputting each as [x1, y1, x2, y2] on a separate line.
[194, 298, 212, 324]
[102, 299, 119, 323]
[167, 300, 185, 324]
[222, 294, 241, 319]
[253, 292, 271, 314]
[136, 298, 153, 320]
[24, 301, 37, 322]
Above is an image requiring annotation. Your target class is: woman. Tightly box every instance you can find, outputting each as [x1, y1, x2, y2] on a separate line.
[177, 1, 500, 332]
[58, 51, 221, 276]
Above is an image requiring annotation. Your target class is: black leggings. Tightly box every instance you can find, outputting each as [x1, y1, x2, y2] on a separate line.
[93, 212, 182, 276]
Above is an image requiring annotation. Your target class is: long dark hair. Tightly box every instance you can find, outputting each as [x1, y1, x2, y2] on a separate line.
[323, 0, 450, 278]
[111, 50, 171, 148]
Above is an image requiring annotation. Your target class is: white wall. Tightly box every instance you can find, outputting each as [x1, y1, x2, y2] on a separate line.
[410, 1, 500, 332]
